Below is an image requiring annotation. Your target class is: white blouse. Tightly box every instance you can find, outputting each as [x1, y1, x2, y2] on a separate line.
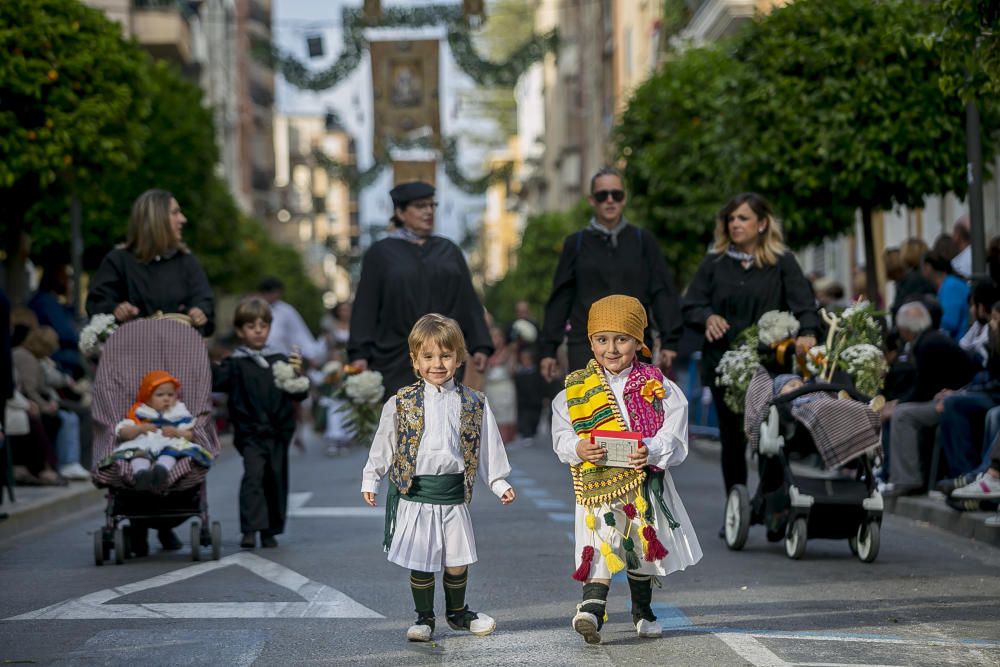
[361, 379, 512, 498]
[551, 364, 689, 470]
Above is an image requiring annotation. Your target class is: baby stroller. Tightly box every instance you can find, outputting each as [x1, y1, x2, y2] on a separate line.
[90, 319, 222, 565]
[724, 367, 884, 562]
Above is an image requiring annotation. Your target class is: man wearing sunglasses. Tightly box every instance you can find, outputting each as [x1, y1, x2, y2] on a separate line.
[540, 168, 683, 381]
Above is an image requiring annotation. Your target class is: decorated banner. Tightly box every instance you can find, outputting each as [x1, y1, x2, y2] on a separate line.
[393, 161, 437, 187]
[370, 40, 440, 155]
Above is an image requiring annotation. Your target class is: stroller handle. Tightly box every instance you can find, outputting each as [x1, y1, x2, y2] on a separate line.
[770, 381, 871, 406]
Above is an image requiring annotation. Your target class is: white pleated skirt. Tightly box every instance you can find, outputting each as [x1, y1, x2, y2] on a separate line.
[573, 469, 702, 579]
[387, 498, 478, 572]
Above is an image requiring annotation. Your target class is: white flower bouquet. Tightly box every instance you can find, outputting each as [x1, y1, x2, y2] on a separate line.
[273, 360, 310, 394]
[78, 314, 119, 358]
[335, 368, 385, 445]
[757, 310, 800, 347]
[716, 342, 760, 413]
[839, 343, 888, 397]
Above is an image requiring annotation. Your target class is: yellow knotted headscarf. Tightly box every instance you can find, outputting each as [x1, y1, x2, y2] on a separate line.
[587, 295, 652, 357]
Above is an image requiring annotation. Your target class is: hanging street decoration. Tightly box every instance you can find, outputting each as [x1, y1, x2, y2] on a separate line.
[313, 136, 512, 195]
[253, 4, 557, 92]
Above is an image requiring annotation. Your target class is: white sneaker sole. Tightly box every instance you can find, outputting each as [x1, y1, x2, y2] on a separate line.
[447, 617, 496, 636]
[572, 614, 602, 645]
[406, 626, 433, 642]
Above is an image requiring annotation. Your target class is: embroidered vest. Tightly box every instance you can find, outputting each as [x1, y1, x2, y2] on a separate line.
[388, 381, 485, 504]
[565, 360, 667, 506]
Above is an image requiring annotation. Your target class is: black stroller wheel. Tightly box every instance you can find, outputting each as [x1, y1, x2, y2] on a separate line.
[94, 530, 105, 566]
[785, 517, 807, 560]
[190, 521, 201, 562]
[113, 527, 126, 565]
[724, 485, 750, 550]
[855, 521, 880, 563]
[211, 521, 222, 560]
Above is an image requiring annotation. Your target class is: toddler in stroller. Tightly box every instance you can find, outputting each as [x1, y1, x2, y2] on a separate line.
[91, 319, 222, 565]
[724, 366, 884, 562]
[107, 370, 213, 492]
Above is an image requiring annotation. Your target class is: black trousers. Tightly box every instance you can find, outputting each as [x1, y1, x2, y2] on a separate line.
[236, 435, 290, 535]
[709, 384, 748, 494]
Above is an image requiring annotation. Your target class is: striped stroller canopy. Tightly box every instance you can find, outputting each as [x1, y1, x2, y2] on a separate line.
[91, 319, 220, 491]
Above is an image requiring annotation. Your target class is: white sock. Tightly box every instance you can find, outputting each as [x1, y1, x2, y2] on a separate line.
[155, 455, 177, 471]
[132, 458, 151, 473]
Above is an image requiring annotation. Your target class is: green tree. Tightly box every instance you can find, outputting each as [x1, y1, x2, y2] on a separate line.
[484, 201, 586, 324]
[732, 0, 991, 302]
[0, 0, 151, 295]
[616, 45, 743, 283]
[936, 0, 1000, 102]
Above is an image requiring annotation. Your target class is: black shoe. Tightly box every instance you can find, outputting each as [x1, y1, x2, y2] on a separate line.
[129, 526, 149, 557]
[240, 532, 256, 549]
[158, 528, 182, 551]
[717, 524, 725, 539]
[133, 469, 152, 492]
[260, 532, 278, 548]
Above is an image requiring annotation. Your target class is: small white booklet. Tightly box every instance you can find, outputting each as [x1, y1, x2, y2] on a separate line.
[591, 430, 643, 468]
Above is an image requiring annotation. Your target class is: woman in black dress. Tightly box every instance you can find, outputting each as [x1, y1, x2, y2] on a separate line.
[87, 189, 214, 335]
[348, 181, 492, 396]
[683, 193, 820, 511]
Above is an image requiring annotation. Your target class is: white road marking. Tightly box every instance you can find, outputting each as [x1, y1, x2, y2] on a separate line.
[288, 491, 382, 518]
[6, 552, 383, 620]
[714, 633, 791, 666]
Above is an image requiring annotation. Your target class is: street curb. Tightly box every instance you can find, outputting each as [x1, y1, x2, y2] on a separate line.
[886, 494, 1000, 548]
[0, 483, 104, 542]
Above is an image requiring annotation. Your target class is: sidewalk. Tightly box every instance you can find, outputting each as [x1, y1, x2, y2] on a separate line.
[689, 438, 1000, 549]
[0, 480, 103, 541]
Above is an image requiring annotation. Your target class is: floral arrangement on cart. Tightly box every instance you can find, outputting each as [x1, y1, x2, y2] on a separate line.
[717, 301, 887, 413]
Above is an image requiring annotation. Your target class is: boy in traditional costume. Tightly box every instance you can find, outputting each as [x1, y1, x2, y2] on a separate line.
[362, 314, 516, 642]
[552, 295, 702, 644]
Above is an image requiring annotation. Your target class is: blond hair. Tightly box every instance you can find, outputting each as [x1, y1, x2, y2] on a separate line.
[711, 193, 785, 268]
[408, 314, 467, 363]
[22, 326, 59, 358]
[900, 237, 929, 271]
[126, 189, 188, 263]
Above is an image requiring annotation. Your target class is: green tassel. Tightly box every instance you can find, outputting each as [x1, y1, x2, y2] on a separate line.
[622, 537, 640, 570]
[603, 512, 616, 527]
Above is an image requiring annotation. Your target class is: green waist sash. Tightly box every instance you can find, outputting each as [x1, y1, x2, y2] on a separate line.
[383, 473, 465, 550]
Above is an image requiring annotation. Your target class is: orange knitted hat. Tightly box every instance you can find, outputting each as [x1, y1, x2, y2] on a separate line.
[587, 295, 652, 356]
[127, 370, 181, 422]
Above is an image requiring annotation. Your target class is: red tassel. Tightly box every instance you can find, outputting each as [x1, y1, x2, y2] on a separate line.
[572, 545, 595, 581]
[622, 503, 638, 520]
[642, 525, 669, 561]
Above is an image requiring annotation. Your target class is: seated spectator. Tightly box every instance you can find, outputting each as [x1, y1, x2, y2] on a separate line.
[28, 264, 83, 378]
[951, 215, 972, 279]
[882, 301, 978, 496]
[12, 327, 87, 480]
[922, 251, 969, 340]
[960, 280, 1000, 367]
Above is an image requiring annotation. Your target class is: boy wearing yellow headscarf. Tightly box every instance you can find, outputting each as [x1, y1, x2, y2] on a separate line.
[551, 295, 702, 644]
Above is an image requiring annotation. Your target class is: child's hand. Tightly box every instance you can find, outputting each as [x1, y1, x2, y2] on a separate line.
[576, 438, 606, 464]
[362, 491, 377, 507]
[141, 423, 157, 434]
[500, 488, 516, 505]
[627, 444, 649, 470]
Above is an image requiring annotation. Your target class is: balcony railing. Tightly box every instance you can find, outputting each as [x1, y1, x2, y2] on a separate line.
[131, 1, 193, 65]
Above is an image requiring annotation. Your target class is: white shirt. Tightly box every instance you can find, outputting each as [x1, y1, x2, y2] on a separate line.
[266, 300, 326, 363]
[959, 319, 990, 366]
[952, 245, 972, 279]
[361, 379, 512, 498]
[551, 364, 689, 470]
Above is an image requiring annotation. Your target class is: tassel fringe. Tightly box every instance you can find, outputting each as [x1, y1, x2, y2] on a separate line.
[600, 542, 625, 575]
[642, 525, 668, 562]
[572, 545, 595, 581]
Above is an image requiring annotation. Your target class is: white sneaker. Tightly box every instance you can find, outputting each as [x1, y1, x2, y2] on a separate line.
[447, 610, 496, 636]
[952, 473, 1000, 499]
[59, 463, 90, 481]
[572, 611, 602, 645]
[636, 618, 663, 638]
[406, 622, 433, 642]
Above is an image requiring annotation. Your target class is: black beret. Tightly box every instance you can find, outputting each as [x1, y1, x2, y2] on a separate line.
[390, 181, 435, 207]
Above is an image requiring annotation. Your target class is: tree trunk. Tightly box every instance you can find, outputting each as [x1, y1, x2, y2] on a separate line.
[861, 205, 879, 306]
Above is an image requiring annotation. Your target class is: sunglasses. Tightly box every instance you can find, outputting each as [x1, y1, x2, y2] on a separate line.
[593, 189, 625, 203]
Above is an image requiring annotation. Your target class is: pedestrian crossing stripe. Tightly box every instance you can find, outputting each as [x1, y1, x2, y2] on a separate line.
[287, 492, 383, 518]
[4, 552, 384, 620]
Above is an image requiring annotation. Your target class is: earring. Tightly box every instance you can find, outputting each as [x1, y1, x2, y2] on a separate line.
[758, 228, 765, 234]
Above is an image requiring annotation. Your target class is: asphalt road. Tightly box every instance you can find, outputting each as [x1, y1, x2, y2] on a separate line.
[1, 427, 999, 666]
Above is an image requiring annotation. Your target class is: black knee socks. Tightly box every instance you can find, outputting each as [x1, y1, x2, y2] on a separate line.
[443, 569, 469, 618]
[580, 582, 609, 629]
[410, 570, 435, 626]
[627, 572, 657, 624]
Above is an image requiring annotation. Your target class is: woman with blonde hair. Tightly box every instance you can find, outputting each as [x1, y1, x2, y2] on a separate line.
[891, 237, 936, 317]
[86, 189, 214, 334]
[682, 193, 820, 526]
